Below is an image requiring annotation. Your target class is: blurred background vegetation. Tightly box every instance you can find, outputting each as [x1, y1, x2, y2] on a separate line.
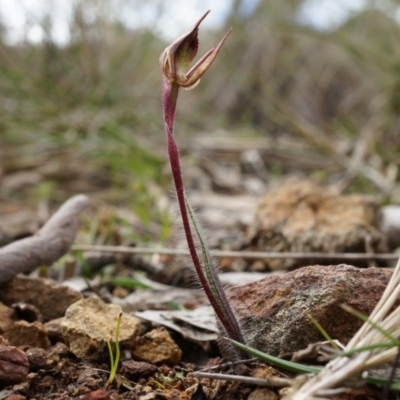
[1, 0, 400, 244]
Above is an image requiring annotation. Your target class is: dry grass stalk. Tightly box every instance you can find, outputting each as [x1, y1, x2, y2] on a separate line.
[72, 244, 400, 261]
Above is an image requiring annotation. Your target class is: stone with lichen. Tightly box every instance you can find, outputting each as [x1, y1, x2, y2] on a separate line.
[227, 264, 394, 358]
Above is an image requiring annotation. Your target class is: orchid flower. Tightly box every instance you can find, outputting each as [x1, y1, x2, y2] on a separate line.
[160, 11, 231, 90]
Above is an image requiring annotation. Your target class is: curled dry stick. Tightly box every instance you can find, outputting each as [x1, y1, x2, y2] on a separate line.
[0, 194, 89, 285]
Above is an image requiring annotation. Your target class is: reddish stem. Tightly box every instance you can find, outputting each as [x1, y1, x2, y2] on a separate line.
[162, 80, 245, 356]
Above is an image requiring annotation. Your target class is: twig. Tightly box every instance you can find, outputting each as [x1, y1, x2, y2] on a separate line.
[72, 244, 400, 261]
[0, 194, 89, 285]
[192, 371, 292, 388]
[197, 357, 258, 372]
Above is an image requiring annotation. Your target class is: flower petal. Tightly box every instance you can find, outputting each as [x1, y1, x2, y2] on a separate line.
[184, 28, 232, 87]
[159, 10, 210, 83]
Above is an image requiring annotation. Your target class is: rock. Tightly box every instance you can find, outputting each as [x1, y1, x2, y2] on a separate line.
[61, 296, 141, 360]
[246, 180, 387, 270]
[248, 388, 278, 400]
[227, 264, 394, 358]
[0, 276, 83, 321]
[85, 390, 111, 400]
[4, 394, 26, 400]
[380, 205, 400, 250]
[44, 317, 64, 342]
[77, 367, 104, 387]
[132, 327, 182, 365]
[25, 347, 58, 370]
[3, 321, 51, 349]
[48, 342, 70, 358]
[0, 303, 16, 333]
[119, 360, 159, 380]
[0, 345, 29, 386]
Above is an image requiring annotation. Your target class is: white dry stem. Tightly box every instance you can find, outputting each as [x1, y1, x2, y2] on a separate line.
[288, 257, 400, 399]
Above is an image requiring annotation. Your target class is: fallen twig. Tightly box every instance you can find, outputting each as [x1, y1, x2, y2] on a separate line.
[192, 371, 292, 388]
[0, 194, 89, 285]
[196, 357, 258, 372]
[72, 244, 400, 261]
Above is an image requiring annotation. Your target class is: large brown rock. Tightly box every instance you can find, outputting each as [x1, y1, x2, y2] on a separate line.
[227, 264, 393, 358]
[246, 180, 387, 270]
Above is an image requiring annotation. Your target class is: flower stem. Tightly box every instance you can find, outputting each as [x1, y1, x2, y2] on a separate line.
[162, 80, 245, 358]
